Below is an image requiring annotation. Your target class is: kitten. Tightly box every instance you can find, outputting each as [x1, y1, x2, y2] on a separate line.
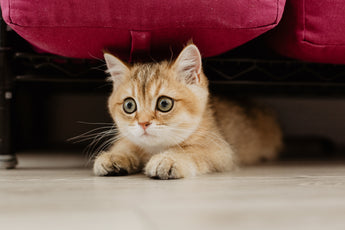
[93, 44, 282, 179]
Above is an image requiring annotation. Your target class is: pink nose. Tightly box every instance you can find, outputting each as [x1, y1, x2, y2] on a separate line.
[138, 121, 151, 130]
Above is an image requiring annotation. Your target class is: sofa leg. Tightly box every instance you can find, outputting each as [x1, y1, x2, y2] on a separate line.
[0, 10, 17, 169]
[0, 155, 18, 169]
[0, 85, 17, 169]
[0, 52, 17, 169]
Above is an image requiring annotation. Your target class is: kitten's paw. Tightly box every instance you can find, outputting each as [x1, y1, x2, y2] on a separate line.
[144, 154, 196, 180]
[93, 152, 139, 176]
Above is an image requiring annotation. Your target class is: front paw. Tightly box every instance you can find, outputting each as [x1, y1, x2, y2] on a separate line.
[93, 152, 139, 176]
[144, 154, 196, 180]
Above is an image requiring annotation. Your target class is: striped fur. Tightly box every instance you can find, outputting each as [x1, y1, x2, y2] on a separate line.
[94, 45, 282, 179]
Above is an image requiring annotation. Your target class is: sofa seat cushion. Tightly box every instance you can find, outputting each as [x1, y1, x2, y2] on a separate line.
[1, 0, 285, 60]
[268, 0, 345, 64]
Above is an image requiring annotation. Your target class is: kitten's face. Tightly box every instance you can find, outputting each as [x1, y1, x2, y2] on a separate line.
[105, 45, 209, 152]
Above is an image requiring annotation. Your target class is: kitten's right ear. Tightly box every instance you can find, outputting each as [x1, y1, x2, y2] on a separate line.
[172, 44, 202, 85]
[104, 53, 129, 88]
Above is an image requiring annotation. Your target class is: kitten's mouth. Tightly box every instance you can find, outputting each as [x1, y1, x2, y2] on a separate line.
[142, 132, 153, 137]
[141, 131, 156, 138]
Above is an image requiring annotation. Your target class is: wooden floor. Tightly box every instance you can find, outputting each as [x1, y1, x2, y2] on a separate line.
[1, 152, 345, 230]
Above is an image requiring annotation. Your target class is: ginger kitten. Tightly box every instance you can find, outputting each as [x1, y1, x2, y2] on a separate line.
[93, 44, 282, 179]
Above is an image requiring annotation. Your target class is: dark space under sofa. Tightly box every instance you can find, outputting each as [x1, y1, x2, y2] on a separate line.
[1, 0, 345, 169]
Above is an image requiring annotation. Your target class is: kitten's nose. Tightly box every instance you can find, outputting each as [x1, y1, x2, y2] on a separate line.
[138, 121, 151, 131]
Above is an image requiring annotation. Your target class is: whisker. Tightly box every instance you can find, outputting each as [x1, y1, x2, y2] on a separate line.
[67, 122, 121, 166]
[85, 135, 121, 166]
[70, 131, 114, 143]
[85, 129, 117, 155]
[69, 125, 114, 138]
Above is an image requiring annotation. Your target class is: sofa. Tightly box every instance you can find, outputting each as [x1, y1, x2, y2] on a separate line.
[1, 0, 344, 168]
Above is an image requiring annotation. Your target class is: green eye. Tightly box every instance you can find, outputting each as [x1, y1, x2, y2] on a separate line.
[123, 98, 137, 114]
[157, 96, 174, 112]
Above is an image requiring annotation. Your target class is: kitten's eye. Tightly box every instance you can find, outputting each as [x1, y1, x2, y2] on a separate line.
[157, 96, 174, 112]
[123, 98, 137, 114]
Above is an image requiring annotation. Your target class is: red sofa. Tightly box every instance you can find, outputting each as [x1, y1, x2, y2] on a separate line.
[269, 0, 345, 64]
[0, 0, 285, 61]
[2, 0, 345, 64]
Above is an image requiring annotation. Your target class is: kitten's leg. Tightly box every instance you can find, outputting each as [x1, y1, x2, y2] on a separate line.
[93, 139, 143, 176]
[144, 144, 235, 179]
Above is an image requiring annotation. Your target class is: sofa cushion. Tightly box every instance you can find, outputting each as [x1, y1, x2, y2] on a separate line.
[1, 0, 285, 60]
[268, 0, 345, 64]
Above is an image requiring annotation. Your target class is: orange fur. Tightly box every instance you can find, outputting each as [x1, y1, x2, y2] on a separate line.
[93, 45, 282, 179]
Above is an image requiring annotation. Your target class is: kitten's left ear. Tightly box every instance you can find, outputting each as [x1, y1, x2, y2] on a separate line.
[173, 44, 202, 85]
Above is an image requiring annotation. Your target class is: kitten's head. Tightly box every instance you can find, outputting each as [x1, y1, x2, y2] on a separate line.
[105, 44, 209, 151]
